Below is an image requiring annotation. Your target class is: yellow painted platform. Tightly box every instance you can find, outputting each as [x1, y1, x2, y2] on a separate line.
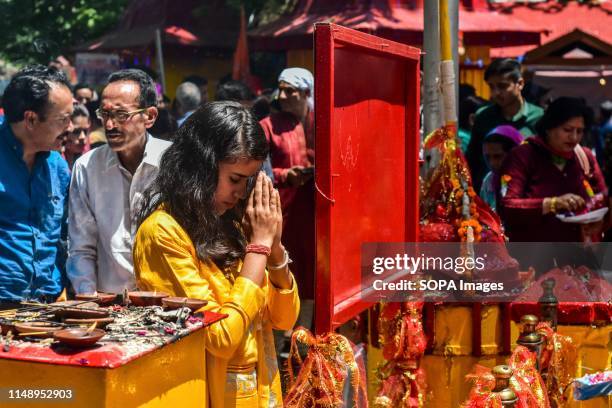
[0, 330, 207, 408]
[368, 306, 611, 407]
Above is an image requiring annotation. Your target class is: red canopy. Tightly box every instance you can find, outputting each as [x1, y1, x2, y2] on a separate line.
[490, 1, 612, 58]
[249, 0, 541, 51]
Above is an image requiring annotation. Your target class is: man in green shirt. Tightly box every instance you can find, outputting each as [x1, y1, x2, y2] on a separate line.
[466, 58, 543, 191]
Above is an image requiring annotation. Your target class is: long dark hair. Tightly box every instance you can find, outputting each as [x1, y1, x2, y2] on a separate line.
[138, 101, 269, 269]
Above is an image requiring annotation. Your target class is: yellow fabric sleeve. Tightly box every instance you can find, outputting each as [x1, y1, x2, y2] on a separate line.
[134, 210, 266, 360]
[266, 272, 300, 331]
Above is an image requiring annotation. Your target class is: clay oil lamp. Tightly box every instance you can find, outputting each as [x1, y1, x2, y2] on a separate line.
[128, 291, 169, 307]
[53, 328, 106, 347]
[162, 297, 208, 312]
[14, 321, 63, 338]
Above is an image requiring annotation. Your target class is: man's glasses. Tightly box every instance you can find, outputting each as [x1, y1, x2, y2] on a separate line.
[95, 108, 147, 123]
[53, 115, 72, 127]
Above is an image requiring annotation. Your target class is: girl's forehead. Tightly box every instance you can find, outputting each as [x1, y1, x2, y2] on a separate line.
[220, 158, 263, 173]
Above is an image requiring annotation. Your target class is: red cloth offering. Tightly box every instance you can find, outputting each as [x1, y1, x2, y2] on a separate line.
[515, 266, 612, 303]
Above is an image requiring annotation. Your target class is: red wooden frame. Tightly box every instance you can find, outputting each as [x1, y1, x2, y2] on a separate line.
[314, 23, 421, 334]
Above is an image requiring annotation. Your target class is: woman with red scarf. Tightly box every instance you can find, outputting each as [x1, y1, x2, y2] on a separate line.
[499, 97, 608, 243]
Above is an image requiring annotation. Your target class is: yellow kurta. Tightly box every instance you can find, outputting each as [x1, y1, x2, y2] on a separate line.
[133, 209, 300, 407]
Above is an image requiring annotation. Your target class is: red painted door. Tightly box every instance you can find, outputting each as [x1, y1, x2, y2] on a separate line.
[314, 23, 421, 334]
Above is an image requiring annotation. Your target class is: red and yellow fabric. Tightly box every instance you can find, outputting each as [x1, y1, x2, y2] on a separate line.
[368, 309, 610, 406]
[284, 328, 364, 408]
[421, 124, 506, 245]
[461, 349, 550, 408]
[133, 208, 300, 408]
[461, 365, 503, 408]
[508, 346, 550, 407]
[537, 322, 578, 406]
[374, 302, 427, 407]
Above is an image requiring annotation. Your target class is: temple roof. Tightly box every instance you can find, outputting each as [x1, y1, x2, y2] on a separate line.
[249, 0, 542, 50]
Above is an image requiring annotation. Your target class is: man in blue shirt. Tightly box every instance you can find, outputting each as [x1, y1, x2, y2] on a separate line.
[0, 65, 74, 305]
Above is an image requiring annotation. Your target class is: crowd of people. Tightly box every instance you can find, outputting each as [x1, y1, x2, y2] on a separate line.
[0, 56, 610, 405]
[0, 63, 316, 405]
[459, 58, 611, 243]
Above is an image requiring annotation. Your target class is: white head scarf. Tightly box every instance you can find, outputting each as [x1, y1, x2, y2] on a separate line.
[278, 67, 314, 110]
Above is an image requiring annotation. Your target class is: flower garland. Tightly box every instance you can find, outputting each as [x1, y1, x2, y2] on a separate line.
[583, 179, 595, 198]
[500, 175, 511, 198]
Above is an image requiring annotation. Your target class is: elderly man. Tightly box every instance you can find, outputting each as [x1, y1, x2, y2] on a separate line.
[67, 69, 171, 294]
[260, 67, 315, 324]
[0, 65, 74, 304]
[182, 75, 208, 104]
[175, 81, 201, 127]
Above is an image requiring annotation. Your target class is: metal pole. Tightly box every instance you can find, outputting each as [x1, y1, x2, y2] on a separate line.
[155, 28, 166, 93]
[423, 0, 442, 171]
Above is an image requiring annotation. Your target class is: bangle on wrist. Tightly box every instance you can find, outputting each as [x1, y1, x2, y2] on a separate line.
[267, 248, 292, 271]
[550, 197, 557, 214]
[246, 244, 271, 257]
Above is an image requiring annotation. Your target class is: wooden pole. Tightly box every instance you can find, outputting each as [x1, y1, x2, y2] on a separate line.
[439, 0, 457, 126]
[440, 0, 452, 62]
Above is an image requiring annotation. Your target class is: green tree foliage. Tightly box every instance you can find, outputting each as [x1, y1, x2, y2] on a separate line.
[0, 0, 128, 65]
